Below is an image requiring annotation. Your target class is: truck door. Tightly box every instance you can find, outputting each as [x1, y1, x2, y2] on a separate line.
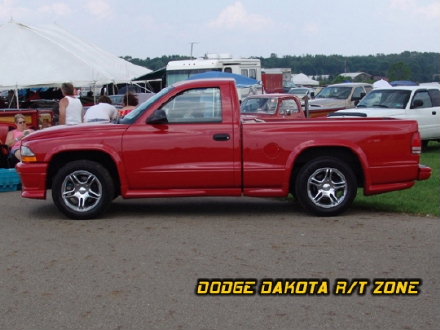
[122, 87, 240, 192]
[350, 87, 365, 107]
[409, 89, 440, 140]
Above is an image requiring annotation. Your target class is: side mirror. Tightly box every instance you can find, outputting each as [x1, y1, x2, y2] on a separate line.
[412, 99, 423, 109]
[310, 92, 315, 99]
[147, 109, 168, 124]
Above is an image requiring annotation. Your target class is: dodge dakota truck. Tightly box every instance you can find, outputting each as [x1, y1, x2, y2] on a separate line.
[17, 79, 431, 219]
[240, 94, 305, 120]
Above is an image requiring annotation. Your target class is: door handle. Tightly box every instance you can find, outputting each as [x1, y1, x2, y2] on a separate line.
[213, 133, 230, 141]
[432, 111, 437, 115]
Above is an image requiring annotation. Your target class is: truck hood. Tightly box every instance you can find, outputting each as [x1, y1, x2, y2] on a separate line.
[308, 98, 346, 109]
[23, 123, 128, 142]
[330, 108, 406, 118]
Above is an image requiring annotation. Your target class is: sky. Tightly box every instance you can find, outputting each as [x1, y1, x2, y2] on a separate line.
[1, 0, 439, 60]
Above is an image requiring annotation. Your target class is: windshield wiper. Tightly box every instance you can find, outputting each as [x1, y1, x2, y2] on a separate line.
[372, 104, 389, 108]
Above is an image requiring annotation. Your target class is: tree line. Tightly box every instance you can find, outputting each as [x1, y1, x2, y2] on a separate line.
[122, 51, 440, 84]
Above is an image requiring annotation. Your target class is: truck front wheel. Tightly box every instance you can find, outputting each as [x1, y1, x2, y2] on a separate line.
[52, 160, 114, 220]
[294, 157, 357, 216]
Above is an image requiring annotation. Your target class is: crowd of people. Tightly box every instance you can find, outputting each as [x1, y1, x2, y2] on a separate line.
[58, 82, 138, 125]
[0, 82, 140, 167]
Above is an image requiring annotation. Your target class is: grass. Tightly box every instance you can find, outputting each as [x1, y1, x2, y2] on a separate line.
[353, 141, 440, 217]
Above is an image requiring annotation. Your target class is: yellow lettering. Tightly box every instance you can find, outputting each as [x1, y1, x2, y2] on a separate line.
[407, 281, 421, 294]
[357, 281, 369, 295]
[373, 281, 384, 294]
[334, 280, 348, 294]
[210, 281, 221, 294]
[221, 281, 233, 294]
[196, 281, 210, 294]
[372, 280, 421, 295]
[272, 281, 283, 294]
[317, 281, 329, 294]
[260, 281, 272, 294]
[284, 281, 296, 294]
[243, 281, 257, 294]
[296, 281, 307, 294]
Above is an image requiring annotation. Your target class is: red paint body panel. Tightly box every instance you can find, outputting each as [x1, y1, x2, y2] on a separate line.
[16, 162, 48, 199]
[16, 79, 431, 204]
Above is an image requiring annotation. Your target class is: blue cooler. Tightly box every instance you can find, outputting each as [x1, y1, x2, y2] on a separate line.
[0, 168, 22, 192]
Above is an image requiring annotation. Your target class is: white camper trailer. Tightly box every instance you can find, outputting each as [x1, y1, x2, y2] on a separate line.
[166, 54, 261, 86]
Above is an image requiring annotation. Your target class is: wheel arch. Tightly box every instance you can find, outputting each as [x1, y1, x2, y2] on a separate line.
[289, 146, 365, 194]
[47, 150, 121, 196]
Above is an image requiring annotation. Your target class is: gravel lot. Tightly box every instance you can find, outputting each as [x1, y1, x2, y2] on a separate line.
[1, 191, 439, 330]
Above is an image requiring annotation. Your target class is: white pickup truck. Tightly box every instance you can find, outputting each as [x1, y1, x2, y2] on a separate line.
[329, 85, 440, 146]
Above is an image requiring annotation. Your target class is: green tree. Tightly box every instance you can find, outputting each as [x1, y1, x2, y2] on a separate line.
[387, 62, 412, 81]
[124, 52, 439, 83]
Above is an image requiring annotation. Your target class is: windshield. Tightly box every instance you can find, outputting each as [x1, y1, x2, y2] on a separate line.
[241, 97, 278, 114]
[315, 86, 351, 99]
[356, 89, 411, 109]
[120, 86, 174, 124]
[166, 69, 222, 85]
[289, 88, 308, 95]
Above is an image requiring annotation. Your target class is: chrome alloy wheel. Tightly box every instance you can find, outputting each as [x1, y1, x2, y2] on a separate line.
[61, 170, 103, 212]
[307, 167, 347, 209]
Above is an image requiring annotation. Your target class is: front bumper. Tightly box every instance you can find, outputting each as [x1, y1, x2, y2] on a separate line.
[16, 162, 48, 199]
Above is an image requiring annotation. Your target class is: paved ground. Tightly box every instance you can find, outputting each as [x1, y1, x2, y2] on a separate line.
[0, 191, 439, 330]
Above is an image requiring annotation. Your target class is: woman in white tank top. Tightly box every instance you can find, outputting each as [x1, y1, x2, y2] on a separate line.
[59, 82, 83, 125]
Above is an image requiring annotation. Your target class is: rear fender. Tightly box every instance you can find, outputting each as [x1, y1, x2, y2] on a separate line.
[286, 141, 369, 191]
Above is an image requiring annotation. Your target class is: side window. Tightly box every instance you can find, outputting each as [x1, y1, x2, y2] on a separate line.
[241, 69, 249, 77]
[160, 88, 222, 123]
[352, 87, 364, 98]
[412, 91, 432, 109]
[428, 89, 440, 106]
[224, 67, 232, 73]
[280, 99, 299, 115]
[249, 69, 257, 79]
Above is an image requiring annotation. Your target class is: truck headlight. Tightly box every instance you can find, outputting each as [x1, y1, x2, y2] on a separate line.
[20, 146, 37, 162]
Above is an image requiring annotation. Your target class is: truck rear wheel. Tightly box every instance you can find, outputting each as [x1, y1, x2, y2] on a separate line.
[294, 157, 357, 216]
[52, 160, 114, 220]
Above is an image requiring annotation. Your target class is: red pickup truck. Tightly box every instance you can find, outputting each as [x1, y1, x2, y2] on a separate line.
[240, 94, 305, 120]
[17, 79, 431, 219]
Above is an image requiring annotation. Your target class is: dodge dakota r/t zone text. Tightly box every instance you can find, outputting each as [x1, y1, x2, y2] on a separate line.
[17, 79, 431, 220]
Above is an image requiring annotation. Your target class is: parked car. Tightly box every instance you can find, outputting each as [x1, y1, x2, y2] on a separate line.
[240, 94, 304, 120]
[287, 87, 315, 100]
[308, 83, 372, 117]
[329, 86, 440, 146]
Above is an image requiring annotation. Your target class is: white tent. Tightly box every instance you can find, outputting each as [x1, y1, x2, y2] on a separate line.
[373, 79, 392, 89]
[292, 73, 319, 86]
[0, 21, 151, 89]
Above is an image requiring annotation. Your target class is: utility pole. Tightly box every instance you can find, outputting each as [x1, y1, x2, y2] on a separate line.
[190, 42, 198, 59]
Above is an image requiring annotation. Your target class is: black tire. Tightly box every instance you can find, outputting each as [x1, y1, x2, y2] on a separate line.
[294, 157, 357, 216]
[52, 160, 115, 220]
